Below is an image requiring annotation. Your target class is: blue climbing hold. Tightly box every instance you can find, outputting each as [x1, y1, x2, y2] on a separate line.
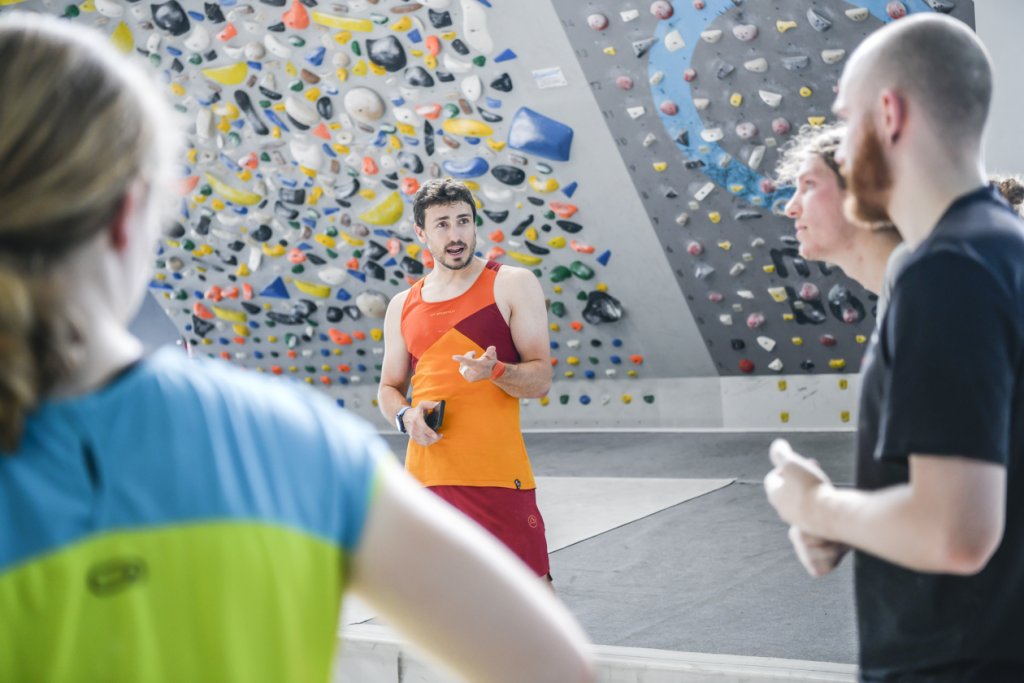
[347, 269, 367, 283]
[507, 107, 573, 162]
[441, 156, 490, 179]
[260, 276, 290, 299]
[336, 288, 352, 301]
[580, 395, 591, 405]
[307, 47, 326, 67]
[597, 250, 611, 266]
[495, 48, 517, 62]
[408, 29, 422, 43]
[610, 355, 622, 365]
[562, 181, 578, 198]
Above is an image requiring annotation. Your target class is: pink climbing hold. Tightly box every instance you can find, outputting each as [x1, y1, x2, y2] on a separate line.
[615, 75, 634, 90]
[587, 13, 609, 31]
[683, 68, 697, 82]
[771, 118, 791, 136]
[660, 101, 679, 116]
[886, 1, 908, 19]
[650, 0, 673, 20]
[707, 291, 724, 303]
[760, 178, 776, 194]
[686, 240, 703, 256]
[746, 312, 766, 329]
[798, 283, 820, 301]
[693, 0, 705, 9]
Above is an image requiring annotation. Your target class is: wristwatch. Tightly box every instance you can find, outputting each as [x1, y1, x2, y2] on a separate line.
[395, 405, 411, 433]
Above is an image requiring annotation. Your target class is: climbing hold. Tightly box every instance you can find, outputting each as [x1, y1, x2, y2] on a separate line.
[367, 36, 407, 72]
[747, 313, 765, 329]
[776, 19, 798, 32]
[282, 0, 309, 30]
[206, 174, 261, 205]
[744, 57, 768, 73]
[887, 1, 907, 18]
[772, 118, 791, 136]
[739, 359, 755, 373]
[569, 261, 594, 280]
[845, 7, 869, 20]
[664, 30, 685, 52]
[821, 49, 846, 65]
[528, 176, 559, 193]
[807, 8, 832, 31]
[583, 291, 623, 324]
[441, 157, 489, 179]
[202, 62, 248, 85]
[782, 55, 810, 71]
[405, 66, 435, 87]
[152, 0, 190, 36]
[492, 165, 526, 185]
[923, 0, 955, 12]
[312, 12, 373, 31]
[460, 0, 493, 54]
[356, 290, 389, 319]
[735, 122, 758, 140]
[359, 192, 403, 225]
[759, 90, 782, 108]
[700, 29, 722, 43]
[733, 24, 758, 41]
[650, 1, 673, 20]
[507, 107, 573, 162]
[631, 37, 657, 58]
[442, 118, 494, 137]
[587, 13, 609, 30]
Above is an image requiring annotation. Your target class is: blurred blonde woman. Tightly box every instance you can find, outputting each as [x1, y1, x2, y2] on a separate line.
[0, 14, 593, 683]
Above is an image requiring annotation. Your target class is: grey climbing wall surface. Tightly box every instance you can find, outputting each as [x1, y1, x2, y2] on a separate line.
[2, 0, 723, 426]
[552, 0, 973, 378]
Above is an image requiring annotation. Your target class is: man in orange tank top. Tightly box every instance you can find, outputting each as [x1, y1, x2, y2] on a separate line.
[378, 179, 555, 580]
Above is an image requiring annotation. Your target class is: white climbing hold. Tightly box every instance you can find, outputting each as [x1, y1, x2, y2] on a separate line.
[95, 0, 123, 18]
[620, 9, 640, 21]
[759, 90, 782, 107]
[693, 97, 710, 111]
[757, 336, 777, 352]
[285, 95, 319, 127]
[664, 30, 685, 52]
[460, 0, 493, 55]
[318, 268, 347, 286]
[700, 29, 723, 43]
[748, 145, 766, 170]
[184, 25, 211, 53]
[290, 139, 325, 171]
[733, 24, 758, 42]
[482, 184, 514, 203]
[461, 75, 483, 102]
[626, 106, 646, 120]
[821, 49, 846, 64]
[743, 57, 768, 73]
[768, 358, 784, 372]
[264, 34, 291, 59]
[649, 71, 665, 85]
[845, 7, 869, 20]
[443, 52, 473, 74]
[694, 182, 715, 200]
[700, 128, 723, 142]
[343, 87, 386, 124]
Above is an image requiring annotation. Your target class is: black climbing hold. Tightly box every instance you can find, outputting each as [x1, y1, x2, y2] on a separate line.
[306, 253, 326, 266]
[397, 151, 423, 173]
[526, 196, 544, 206]
[259, 86, 282, 101]
[367, 36, 407, 72]
[436, 71, 455, 83]
[251, 225, 273, 242]
[525, 241, 549, 255]
[267, 21, 285, 32]
[152, 0, 190, 36]
[717, 62, 735, 79]
[731, 339, 745, 350]
[451, 38, 470, 56]
[327, 306, 344, 322]
[274, 201, 299, 220]
[316, 97, 333, 119]
[192, 315, 215, 337]
[512, 215, 533, 236]
[483, 209, 508, 223]
[490, 73, 513, 92]
[402, 256, 424, 275]
[336, 179, 359, 200]
[234, 90, 269, 136]
[227, 240, 244, 252]
[260, 0, 285, 6]
[204, 2, 225, 22]
[491, 165, 525, 186]
[477, 107, 502, 123]
[364, 261, 386, 280]
[285, 113, 309, 132]
[801, 360, 816, 371]
[424, 120, 435, 156]
[241, 302, 261, 315]
[367, 241, 388, 261]
[405, 66, 434, 87]
[676, 130, 690, 146]
[583, 291, 624, 324]
[279, 188, 305, 205]
[295, 299, 317, 318]
[345, 305, 361, 320]
[428, 9, 452, 28]
[267, 311, 305, 325]
[556, 220, 583, 234]
[165, 222, 186, 239]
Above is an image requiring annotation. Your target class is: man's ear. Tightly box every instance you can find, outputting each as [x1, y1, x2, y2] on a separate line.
[413, 223, 427, 244]
[879, 88, 907, 145]
[108, 192, 135, 253]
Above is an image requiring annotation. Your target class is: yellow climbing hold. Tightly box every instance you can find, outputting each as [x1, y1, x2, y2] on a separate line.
[768, 287, 788, 303]
[780, 412, 790, 424]
[524, 227, 538, 241]
[729, 184, 746, 194]
[540, 396, 550, 406]
[596, 282, 608, 292]
[652, 162, 668, 172]
[396, 123, 416, 137]
[213, 306, 248, 323]
[79, 0, 94, 10]
[170, 83, 186, 97]
[729, 93, 743, 107]
[778, 380, 788, 391]
[359, 191, 404, 226]
[369, 62, 387, 76]
[370, 328, 384, 342]
[487, 138, 507, 152]
[442, 118, 494, 138]
[358, 188, 377, 200]
[547, 236, 567, 248]
[567, 357, 580, 366]
[406, 244, 421, 258]
[509, 252, 543, 267]
[293, 280, 332, 298]
[305, 87, 321, 102]
[808, 116, 826, 126]
[339, 231, 365, 247]
[315, 234, 337, 248]
[603, 46, 617, 56]
[528, 176, 559, 193]
[799, 86, 813, 97]
[708, 211, 721, 224]
[839, 379, 849, 390]
[718, 241, 732, 250]
[313, 12, 373, 31]
[549, 323, 561, 332]
[552, 285, 563, 294]
[352, 60, 368, 77]
[782, 313, 794, 321]
[829, 359, 847, 370]
[336, 68, 349, 82]
[792, 337, 804, 346]
[564, 371, 575, 378]
[441, 32, 457, 41]
[334, 31, 352, 45]
[202, 62, 248, 86]
[391, 16, 412, 31]
[0, 0, 28, 5]
[777, 20, 798, 32]
[205, 173, 262, 205]
[262, 244, 286, 257]
[840, 411, 851, 423]
[425, 54, 438, 70]
[763, 265, 776, 274]
[236, 264, 251, 277]
[855, 334, 867, 344]
[110, 22, 133, 54]
[233, 324, 250, 337]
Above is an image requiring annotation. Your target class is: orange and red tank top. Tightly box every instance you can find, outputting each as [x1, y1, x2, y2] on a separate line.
[400, 261, 535, 490]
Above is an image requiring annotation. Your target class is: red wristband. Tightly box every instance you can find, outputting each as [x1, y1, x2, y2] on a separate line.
[490, 361, 507, 380]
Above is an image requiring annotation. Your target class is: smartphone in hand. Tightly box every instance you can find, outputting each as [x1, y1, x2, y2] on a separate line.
[424, 400, 445, 431]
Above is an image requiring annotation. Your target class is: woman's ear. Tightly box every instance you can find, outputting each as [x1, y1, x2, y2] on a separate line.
[108, 192, 136, 253]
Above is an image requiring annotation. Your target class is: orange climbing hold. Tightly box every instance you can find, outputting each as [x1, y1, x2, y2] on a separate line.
[288, 248, 306, 264]
[570, 321, 584, 332]
[415, 104, 442, 120]
[549, 202, 578, 219]
[400, 177, 420, 195]
[489, 229, 505, 242]
[337, 364, 351, 373]
[177, 175, 199, 196]
[217, 23, 237, 41]
[242, 283, 254, 300]
[328, 329, 353, 345]
[485, 246, 505, 261]
[423, 249, 435, 269]
[233, 336, 246, 345]
[362, 156, 379, 175]
[240, 153, 259, 170]
[193, 302, 214, 320]
[282, 0, 309, 30]
[569, 240, 595, 254]
[387, 238, 402, 255]
[271, 365, 283, 375]
[205, 285, 223, 302]
[630, 354, 645, 365]
[319, 376, 332, 386]
[312, 122, 331, 140]
[425, 35, 441, 57]
[346, 257, 360, 269]
[222, 286, 239, 299]
[353, 331, 367, 341]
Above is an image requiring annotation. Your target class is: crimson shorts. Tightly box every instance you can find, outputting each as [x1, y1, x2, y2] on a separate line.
[429, 485, 550, 577]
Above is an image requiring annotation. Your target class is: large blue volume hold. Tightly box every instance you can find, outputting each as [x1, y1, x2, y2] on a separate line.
[507, 107, 574, 162]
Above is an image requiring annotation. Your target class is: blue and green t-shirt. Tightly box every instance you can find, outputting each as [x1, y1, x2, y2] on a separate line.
[0, 347, 383, 682]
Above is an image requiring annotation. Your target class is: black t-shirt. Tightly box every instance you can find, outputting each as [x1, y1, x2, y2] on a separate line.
[856, 185, 1024, 681]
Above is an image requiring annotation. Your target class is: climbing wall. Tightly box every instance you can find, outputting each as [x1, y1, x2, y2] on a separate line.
[552, 0, 973, 378]
[2, 0, 702, 421]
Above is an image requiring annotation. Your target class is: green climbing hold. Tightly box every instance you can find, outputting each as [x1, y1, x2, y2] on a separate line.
[544, 211, 555, 220]
[288, 36, 306, 47]
[442, 103, 460, 119]
[570, 260, 595, 280]
[472, 55, 486, 67]
[550, 265, 572, 283]
[352, 42, 361, 56]
[259, 99, 271, 108]
[260, 152, 272, 162]
[149, 54, 162, 67]
[550, 301, 566, 318]
[643, 395, 655, 404]
[589, 357, 599, 365]
[200, 185, 212, 196]
[353, 249, 363, 258]
[326, 249, 338, 259]
[326, 227, 338, 237]
[189, 54, 203, 66]
[291, 265, 305, 274]
[559, 394, 570, 405]
[182, 239, 195, 251]
[285, 333, 299, 349]
[289, 80, 304, 92]
[64, 4, 80, 18]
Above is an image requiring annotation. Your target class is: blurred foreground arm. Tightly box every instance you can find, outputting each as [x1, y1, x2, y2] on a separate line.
[350, 460, 594, 683]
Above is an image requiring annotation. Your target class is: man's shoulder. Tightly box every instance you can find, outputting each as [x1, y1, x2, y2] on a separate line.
[494, 263, 539, 286]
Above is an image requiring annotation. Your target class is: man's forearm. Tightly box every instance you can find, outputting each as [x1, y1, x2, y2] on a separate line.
[378, 385, 409, 426]
[808, 485, 984, 575]
[491, 360, 551, 399]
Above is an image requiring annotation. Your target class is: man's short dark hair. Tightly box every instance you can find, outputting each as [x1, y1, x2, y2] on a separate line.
[413, 178, 477, 228]
[775, 122, 846, 189]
